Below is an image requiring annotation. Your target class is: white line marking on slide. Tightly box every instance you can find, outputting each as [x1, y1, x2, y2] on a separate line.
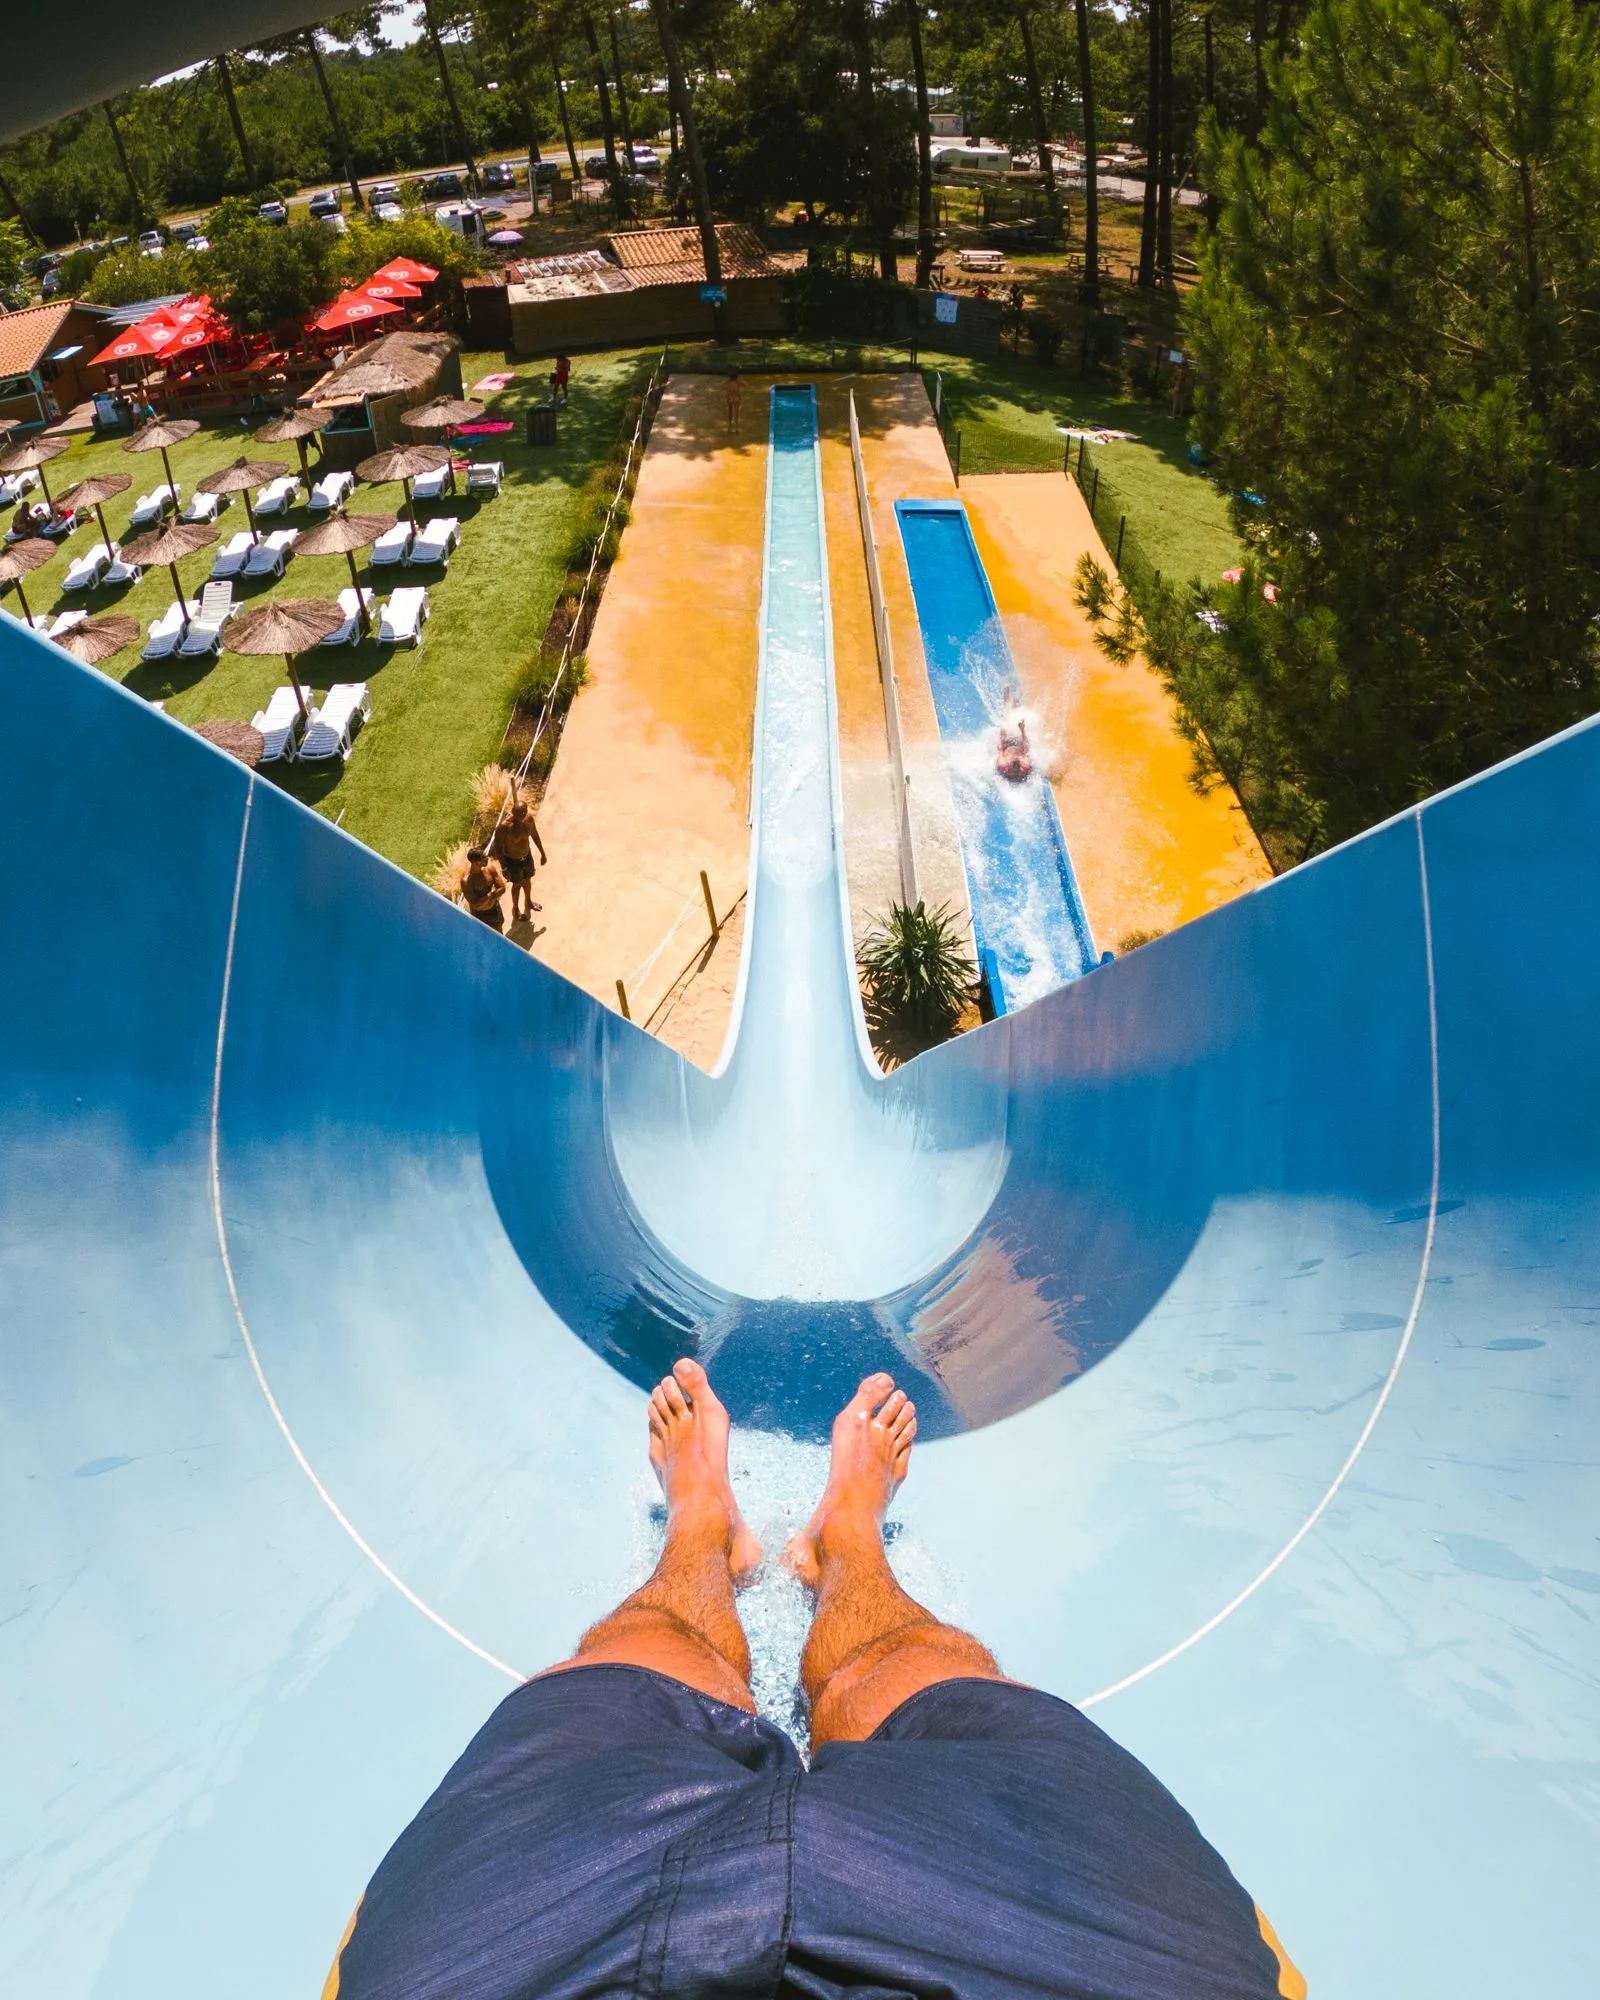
[209, 781, 524, 1684]
[1080, 809, 1442, 1710]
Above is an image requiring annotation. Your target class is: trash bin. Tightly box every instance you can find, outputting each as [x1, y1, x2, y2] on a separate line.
[527, 403, 558, 446]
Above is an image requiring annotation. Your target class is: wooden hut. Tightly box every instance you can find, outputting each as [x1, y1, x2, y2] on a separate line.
[301, 331, 464, 471]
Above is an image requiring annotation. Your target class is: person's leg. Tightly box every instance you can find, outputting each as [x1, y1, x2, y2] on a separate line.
[544, 1359, 763, 1711]
[786, 1373, 1003, 1747]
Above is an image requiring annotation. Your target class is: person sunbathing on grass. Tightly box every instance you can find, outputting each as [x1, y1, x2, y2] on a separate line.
[322, 1364, 1305, 2000]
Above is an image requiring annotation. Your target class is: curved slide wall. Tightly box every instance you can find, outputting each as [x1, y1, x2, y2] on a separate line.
[2, 520, 1599, 1998]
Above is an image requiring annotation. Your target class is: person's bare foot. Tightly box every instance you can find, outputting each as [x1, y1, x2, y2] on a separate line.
[783, 1372, 917, 1590]
[648, 1358, 762, 1582]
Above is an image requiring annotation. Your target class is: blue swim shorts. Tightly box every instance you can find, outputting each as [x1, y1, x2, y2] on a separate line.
[324, 1665, 1301, 2000]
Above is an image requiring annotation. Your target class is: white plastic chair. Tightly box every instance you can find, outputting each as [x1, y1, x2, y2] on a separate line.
[370, 522, 412, 566]
[141, 600, 193, 661]
[129, 484, 179, 528]
[210, 531, 255, 579]
[243, 529, 298, 579]
[411, 465, 452, 502]
[103, 549, 144, 588]
[320, 586, 374, 646]
[378, 586, 429, 646]
[63, 543, 113, 592]
[466, 461, 504, 496]
[253, 476, 301, 517]
[182, 491, 227, 524]
[407, 515, 460, 568]
[177, 581, 236, 656]
[0, 470, 39, 507]
[298, 681, 371, 761]
[308, 470, 355, 513]
[250, 685, 307, 762]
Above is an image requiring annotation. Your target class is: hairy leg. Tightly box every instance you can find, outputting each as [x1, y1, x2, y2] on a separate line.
[544, 1359, 763, 1711]
[786, 1374, 1002, 1747]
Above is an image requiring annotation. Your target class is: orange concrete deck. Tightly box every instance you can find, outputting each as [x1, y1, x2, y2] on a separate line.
[959, 472, 1273, 948]
[531, 375, 765, 1067]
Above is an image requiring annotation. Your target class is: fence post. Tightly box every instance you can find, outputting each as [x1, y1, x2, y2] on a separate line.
[700, 870, 720, 941]
[954, 428, 962, 485]
[1090, 466, 1099, 516]
[1115, 515, 1126, 568]
[615, 979, 631, 1021]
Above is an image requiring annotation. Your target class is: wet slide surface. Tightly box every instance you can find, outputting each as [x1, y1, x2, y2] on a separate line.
[2, 379, 1599, 2000]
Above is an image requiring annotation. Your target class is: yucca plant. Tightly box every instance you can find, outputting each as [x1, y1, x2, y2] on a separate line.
[431, 841, 472, 902]
[857, 901, 977, 1062]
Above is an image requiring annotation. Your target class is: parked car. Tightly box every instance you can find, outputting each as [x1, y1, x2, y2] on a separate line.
[373, 202, 403, 224]
[533, 160, 561, 184]
[481, 161, 516, 190]
[628, 145, 660, 173]
[40, 268, 62, 296]
[583, 153, 612, 178]
[369, 180, 400, 205]
[423, 170, 463, 198]
[258, 199, 289, 225]
[138, 229, 164, 256]
[308, 189, 341, 218]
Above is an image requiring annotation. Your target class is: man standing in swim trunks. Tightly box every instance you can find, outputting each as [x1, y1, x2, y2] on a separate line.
[490, 795, 546, 922]
[324, 1365, 1305, 2000]
[461, 846, 509, 931]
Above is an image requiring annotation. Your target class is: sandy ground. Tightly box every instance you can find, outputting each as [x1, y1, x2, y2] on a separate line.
[958, 471, 1273, 948]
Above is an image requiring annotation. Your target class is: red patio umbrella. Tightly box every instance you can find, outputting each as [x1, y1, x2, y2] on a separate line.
[372, 257, 439, 285]
[314, 292, 404, 334]
[155, 315, 227, 361]
[359, 275, 423, 302]
[90, 322, 168, 368]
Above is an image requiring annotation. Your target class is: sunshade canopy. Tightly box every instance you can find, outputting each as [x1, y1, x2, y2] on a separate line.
[373, 257, 439, 284]
[124, 416, 201, 455]
[400, 395, 486, 433]
[0, 539, 57, 583]
[357, 443, 450, 484]
[314, 292, 403, 333]
[119, 518, 217, 568]
[359, 276, 422, 301]
[197, 457, 286, 497]
[1, 436, 70, 474]
[56, 471, 132, 511]
[294, 510, 398, 557]
[54, 612, 139, 665]
[255, 409, 328, 444]
[223, 597, 346, 656]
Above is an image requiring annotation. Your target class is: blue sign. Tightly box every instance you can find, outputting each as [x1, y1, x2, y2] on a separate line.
[934, 293, 959, 325]
[701, 285, 727, 305]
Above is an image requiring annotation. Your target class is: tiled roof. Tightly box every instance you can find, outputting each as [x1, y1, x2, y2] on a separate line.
[0, 301, 85, 380]
[605, 224, 775, 286]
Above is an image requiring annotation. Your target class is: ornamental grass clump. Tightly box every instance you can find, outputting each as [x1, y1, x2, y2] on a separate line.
[857, 901, 977, 1064]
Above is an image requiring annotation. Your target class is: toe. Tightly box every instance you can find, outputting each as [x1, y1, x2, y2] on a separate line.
[854, 1371, 895, 1414]
[662, 1373, 690, 1419]
[672, 1356, 707, 1397]
[875, 1388, 908, 1427]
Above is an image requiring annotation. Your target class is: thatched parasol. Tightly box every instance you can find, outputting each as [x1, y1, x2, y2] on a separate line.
[294, 510, 398, 619]
[255, 407, 328, 484]
[53, 612, 140, 665]
[2, 434, 71, 512]
[0, 538, 57, 626]
[357, 442, 450, 532]
[195, 717, 265, 768]
[401, 394, 486, 436]
[123, 414, 201, 500]
[198, 456, 287, 545]
[120, 518, 218, 631]
[55, 471, 133, 550]
[222, 597, 346, 720]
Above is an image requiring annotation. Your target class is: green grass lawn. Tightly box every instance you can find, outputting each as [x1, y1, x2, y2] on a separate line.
[8, 347, 644, 880]
[919, 350, 1242, 588]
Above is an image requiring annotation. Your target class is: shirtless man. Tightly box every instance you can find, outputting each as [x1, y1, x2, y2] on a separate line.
[461, 845, 508, 931]
[324, 1367, 1303, 2000]
[490, 795, 547, 921]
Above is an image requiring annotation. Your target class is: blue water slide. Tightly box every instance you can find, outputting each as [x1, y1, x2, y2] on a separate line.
[895, 499, 1097, 1008]
[2, 375, 1599, 2000]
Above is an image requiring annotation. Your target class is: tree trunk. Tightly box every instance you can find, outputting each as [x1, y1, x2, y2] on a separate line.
[1252, 0, 1269, 131]
[904, 0, 936, 288]
[421, 0, 477, 185]
[578, 6, 626, 212]
[1138, 0, 1159, 284]
[1156, 0, 1174, 284]
[1017, 9, 1064, 243]
[214, 53, 257, 190]
[649, 0, 730, 339]
[1204, 9, 1215, 104]
[550, 44, 581, 178]
[0, 168, 40, 246]
[607, 11, 636, 167]
[102, 99, 144, 224]
[844, 0, 897, 281]
[1073, 0, 1099, 304]
[304, 33, 364, 212]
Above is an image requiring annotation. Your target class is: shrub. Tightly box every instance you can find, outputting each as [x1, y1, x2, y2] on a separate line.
[857, 901, 976, 1061]
[1073, 552, 1113, 623]
[431, 842, 471, 900]
[470, 762, 522, 826]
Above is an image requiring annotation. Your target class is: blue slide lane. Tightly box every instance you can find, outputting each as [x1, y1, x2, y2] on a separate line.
[895, 499, 1096, 1009]
[3, 380, 1600, 2000]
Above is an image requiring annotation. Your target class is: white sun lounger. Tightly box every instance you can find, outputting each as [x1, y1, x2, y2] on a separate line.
[181, 490, 227, 524]
[209, 531, 255, 580]
[297, 681, 371, 761]
[103, 548, 143, 587]
[411, 465, 453, 502]
[141, 599, 197, 661]
[253, 476, 302, 517]
[369, 521, 412, 566]
[308, 470, 355, 513]
[378, 585, 429, 646]
[466, 460, 504, 496]
[406, 515, 460, 568]
[6, 502, 52, 542]
[320, 586, 374, 646]
[243, 529, 298, 579]
[0, 470, 39, 507]
[129, 484, 179, 528]
[178, 580, 237, 657]
[63, 542, 113, 592]
[47, 609, 89, 642]
[250, 685, 307, 762]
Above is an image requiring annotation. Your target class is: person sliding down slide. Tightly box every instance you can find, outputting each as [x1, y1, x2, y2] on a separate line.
[997, 688, 1033, 781]
[323, 1364, 1305, 2000]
